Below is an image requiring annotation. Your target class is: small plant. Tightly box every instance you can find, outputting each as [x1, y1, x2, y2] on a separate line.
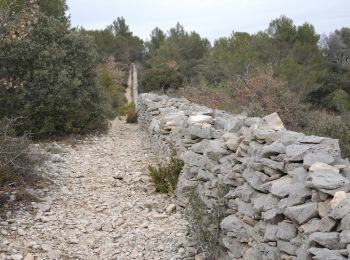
[185, 185, 229, 259]
[0, 118, 42, 209]
[149, 151, 184, 193]
[118, 102, 134, 116]
[126, 103, 138, 123]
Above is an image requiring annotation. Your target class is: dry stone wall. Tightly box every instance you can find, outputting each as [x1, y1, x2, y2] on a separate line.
[138, 93, 350, 260]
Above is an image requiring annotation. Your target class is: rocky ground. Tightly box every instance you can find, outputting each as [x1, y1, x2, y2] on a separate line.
[0, 118, 191, 260]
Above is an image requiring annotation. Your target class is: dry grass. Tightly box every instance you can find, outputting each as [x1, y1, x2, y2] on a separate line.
[0, 118, 44, 214]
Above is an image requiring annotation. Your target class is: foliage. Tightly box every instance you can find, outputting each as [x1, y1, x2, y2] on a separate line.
[234, 65, 306, 129]
[126, 103, 138, 123]
[97, 64, 127, 119]
[148, 151, 184, 193]
[82, 17, 144, 63]
[0, 14, 108, 137]
[303, 110, 350, 158]
[142, 22, 210, 90]
[0, 118, 40, 187]
[0, 0, 40, 44]
[140, 66, 183, 92]
[323, 89, 350, 113]
[185, 185, 228, 259]
[118, 102, 134, 116]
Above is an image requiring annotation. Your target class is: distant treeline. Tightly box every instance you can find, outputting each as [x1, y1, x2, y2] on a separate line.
[1, 0, 350, 156]
[84, 16, 350, 156]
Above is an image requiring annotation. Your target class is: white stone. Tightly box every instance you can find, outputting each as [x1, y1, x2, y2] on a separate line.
[331, 191, 347, 209]
[309, 162, 339, 173]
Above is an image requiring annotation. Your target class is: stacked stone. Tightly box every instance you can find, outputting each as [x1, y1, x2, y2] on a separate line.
[138, 93, 350, 260]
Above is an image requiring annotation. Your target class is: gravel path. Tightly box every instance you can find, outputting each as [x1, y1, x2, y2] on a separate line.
[0, 119, 190, 260]
[125, 66, 133, 103]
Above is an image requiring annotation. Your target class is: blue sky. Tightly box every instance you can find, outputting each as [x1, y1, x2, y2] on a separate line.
[66, 0, 350, 42]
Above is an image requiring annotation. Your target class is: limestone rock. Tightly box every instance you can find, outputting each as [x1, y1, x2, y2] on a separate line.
[308, 247, 347, 260]
[263, 112, 284, 131]
[330, 197, 350, 219]
[340, 230, 350, 244]
[309, 162, 339, 173]
[305, 171, 349, 190]
[338, 213, 350, 231]
[262, 142, 286, 156]
[331, 191, 347, 209]
[309, 232, 344, 250]
[188, 115, 213, 125]
[242, 169, 270, 192]
[284, 202, 318, 224]
[276, 221, 297, 240]
[264, 224, 278, 241]
[253, 194, 279, 212]
[303, 151, 334, 169]
[286, 144, 310, 162]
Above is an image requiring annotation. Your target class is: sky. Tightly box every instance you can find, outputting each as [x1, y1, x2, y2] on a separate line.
[66, 0, 350, 42]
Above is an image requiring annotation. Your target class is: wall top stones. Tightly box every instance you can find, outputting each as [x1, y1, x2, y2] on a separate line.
[138, 93, 350, 260]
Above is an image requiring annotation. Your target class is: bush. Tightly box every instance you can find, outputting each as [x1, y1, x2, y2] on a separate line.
[185, 185, 228, 259]
[302, 110, 350, 158]
[0, 16, 108, 137]
[140, 66, 183, 92]
[126, 103, 138, 123]
[234, 64, 306, 130]
[323, 89, 350, 114]
[97, 64, 127, 119]
[148, 152, 184, 193]
[0, 118, 40, 188]
[118, 102, 133, 116]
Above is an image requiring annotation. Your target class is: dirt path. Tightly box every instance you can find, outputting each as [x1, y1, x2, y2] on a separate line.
[125, 66, 133, 103]
[0, 119, 190, 260]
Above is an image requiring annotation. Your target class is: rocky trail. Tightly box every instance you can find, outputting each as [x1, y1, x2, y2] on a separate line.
[0, 118, 190, 260]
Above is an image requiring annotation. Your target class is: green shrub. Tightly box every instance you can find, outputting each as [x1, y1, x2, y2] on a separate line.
[0, 16, 108, 137]
[148, 152, 184, 193]
[140, 67, 183, 92]
[97, 64, 127, 119]
[185, 185, 228, 259]
[118, 102, 135, 116]
[323, 89, 350, 114]
[126, 103, 138, 123]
